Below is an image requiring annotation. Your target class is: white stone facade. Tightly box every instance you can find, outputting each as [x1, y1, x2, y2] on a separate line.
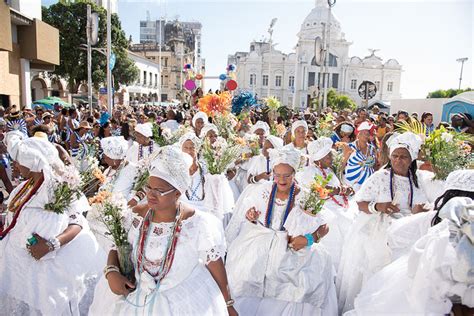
[228, 0, 402, 109]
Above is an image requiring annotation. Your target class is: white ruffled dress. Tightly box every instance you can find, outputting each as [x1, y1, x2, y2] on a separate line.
[0, 178, 104, 315]
[89, 209, 228, 315]
[225, 182, 338, 316]
[337, 169, 429, 314]
[346, 197, 474, 315]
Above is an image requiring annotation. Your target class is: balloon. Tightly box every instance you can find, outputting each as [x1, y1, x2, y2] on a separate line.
[219, 74, 227, 81]
[227, 64, 236, 72]
[195, 74, 203, 80]
[184, 63, 192, 70]
[184, 80, 196, 91]
[226, 80, 238, 91]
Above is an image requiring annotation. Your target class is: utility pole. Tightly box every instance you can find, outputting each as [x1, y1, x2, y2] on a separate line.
[267, 18, 277, 98]
[323, 0, 336, 110]
[456, 57, 468, 90]
[86, 4, 92, 114]
[106, 0, 112, 113]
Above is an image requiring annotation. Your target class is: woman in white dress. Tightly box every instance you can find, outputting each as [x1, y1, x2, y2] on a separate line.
[284, 120, 309, 169]
[0, 135, 102, 315]
[89, 146, 237, 316]
[125, 122, 158, 164]
[200, 123, 219, 145]
[192, 111, 208, 137]
[247, 135, 283, 186]
[296, 137, 355, 269]
[225, 147, 337, 316]
[337, 132, 430, 314]
[346, 169, 474, 315]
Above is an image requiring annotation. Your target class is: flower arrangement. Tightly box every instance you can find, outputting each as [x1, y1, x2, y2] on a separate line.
[152, 123, 192, 147]
[314, 115, 334, 138]
[201, 137, 243, 175]
[45, 165, 82, 214]
[80, 157, 105, 197]
[300, 174, 333, 216]
[243, 133, 261, 158]
[133, 165, 150, 192]
[265, 96, 281, 112]
[213, 113, 237, 140]
[231, 91, 258, 115]
[198, 91, 232, 117]
[422, 127, 473, 180]
[331, 145, 345, 180]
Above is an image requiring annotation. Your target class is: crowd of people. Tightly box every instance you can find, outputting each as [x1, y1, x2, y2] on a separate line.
[0, 95, 472, 316]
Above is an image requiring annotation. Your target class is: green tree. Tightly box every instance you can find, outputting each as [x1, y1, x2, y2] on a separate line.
[427, 88, 471, 98]
[326, 89, 357, 111]
[42, 0, 139, 94]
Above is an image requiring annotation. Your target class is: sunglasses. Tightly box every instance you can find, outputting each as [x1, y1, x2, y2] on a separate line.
[144, 185, 176, 197]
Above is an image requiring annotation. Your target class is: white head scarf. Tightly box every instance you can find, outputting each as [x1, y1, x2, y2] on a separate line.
[22, 136, 64, 171]
[4, 130, 25, 161]
[308, 137, 333, 162]
[251, 121, 270, 136]
[200, 123, 219, 139]
[135, 122, 153, 138]
[388, 132, 422, 161]
[269, 147, 301, 172]
[16, 143, 49, 173]
[291, 120, 308, 136]
[357, 121, 373, 132]
[100, 136, 129, 160]
[444, 170, 474, 193]
[340, 123, 354, 134]
[266, 135, 284, 150]
[192, 111, 208, 127]
[149, 146, 192, 194]
[179, 132, 202, 150]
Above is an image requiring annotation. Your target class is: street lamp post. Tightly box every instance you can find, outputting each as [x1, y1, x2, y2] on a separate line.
[456, 57, 468, 90]
[86, 4, 92, 114]
[322, 0, 336, 110]
[106, 0, 112, 113]
[267, 18, 277, 98]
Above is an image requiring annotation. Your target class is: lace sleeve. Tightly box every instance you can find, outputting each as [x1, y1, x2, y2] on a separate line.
[198, 211, 227, 264]
[355, 170, 390, 203]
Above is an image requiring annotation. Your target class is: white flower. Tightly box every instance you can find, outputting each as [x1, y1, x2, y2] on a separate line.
[441, 132, 454, 143]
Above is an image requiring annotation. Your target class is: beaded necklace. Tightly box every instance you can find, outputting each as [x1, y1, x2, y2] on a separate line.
[317, 165, 349, 208]
[0, 176, 43, 239]
[389, 168, 413, 208]
[185, 165, 205, 201]
[264, 183, 296, 231]
[138, 140, 154, 161]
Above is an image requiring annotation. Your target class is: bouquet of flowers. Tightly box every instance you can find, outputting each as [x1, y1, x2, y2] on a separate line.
[152, 123, 191, 147]
[265, 96, 281, 112]
[213, 113, 237, 140]
[201, 137, 243, 175]
[132, 163, 150, 193]
[45, 165, 82, 214]
[300, 174, 333, 216]
[89, 191, 133, 279]
[313, 115, 334, 139]
[243, 133, 261, 159]
[422, 127, 473, 180]
[331, 146, 345, 180]
[198, 91, 232, 117]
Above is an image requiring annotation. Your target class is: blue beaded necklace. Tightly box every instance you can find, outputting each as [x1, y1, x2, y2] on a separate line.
[264, 183, 296, 231]
[389, 168, 413, 208]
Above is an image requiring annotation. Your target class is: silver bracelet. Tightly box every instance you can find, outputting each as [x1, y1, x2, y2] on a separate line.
[48, 237, 61, 251]
[368, 202, 378, 214]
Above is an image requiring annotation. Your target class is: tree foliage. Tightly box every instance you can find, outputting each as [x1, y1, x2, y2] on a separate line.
[314, 89, 357, 112]
[427, 88, 472, 99]
[42, 0, 139, 93]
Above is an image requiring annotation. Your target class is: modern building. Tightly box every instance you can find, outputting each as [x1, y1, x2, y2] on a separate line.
[0, 0, 59, 108]
[228, 0, 402, 109]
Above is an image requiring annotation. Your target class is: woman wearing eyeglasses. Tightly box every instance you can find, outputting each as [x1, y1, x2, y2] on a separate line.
[89, 146, 237, 316]
[225, 147, 337, 316]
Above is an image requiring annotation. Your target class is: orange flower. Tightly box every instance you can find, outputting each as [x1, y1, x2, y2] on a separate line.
[89, 190, 112, 205]
[93, 168, 106, 184]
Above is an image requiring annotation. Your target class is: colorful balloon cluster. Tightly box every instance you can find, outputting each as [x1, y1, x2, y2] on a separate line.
[183, 64, 204, 91]
[221, 64, 238, 91]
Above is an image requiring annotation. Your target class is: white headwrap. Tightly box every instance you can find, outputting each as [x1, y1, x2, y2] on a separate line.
[269, 147, 301, 172]
[340, 123, 354, 134]
[179, 132, 202, 150]
[16, 143, 49, 173]
[4, 130, 25, 161]
[192, 111, 208, 127]
[135, 122, 153, 138]
[388, 132, 422, 161]
[200, 123, 219, 139]
[266, 135, 283, 150]
[251, 121, 270, 136]
[308, 137, 333, 162]
[100, 136, 129, 160]
[149, 146, 192, 194]
[444, 170, 474, 193]
[357, 121, 373, 132]
[291, 120, 308, 136]
[23, 137, 63, 171]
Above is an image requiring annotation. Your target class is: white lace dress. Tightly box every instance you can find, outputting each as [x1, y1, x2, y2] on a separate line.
[89, 210, 228, 316]
[337, 169, 429, 314]
[0, 178, 104, 315]
[225, 182, 338, 316]
[346, 197, 473, 315]
[296, 166, 358, 270]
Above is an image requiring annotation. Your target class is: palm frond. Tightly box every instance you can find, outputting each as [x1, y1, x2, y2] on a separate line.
[395, 119, 426, 135]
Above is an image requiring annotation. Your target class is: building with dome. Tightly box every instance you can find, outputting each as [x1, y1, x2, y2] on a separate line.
[227, 0, 402, 109]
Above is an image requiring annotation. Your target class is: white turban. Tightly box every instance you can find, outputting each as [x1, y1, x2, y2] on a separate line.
[192, 111, 208, 127]
[200, 123, 219, 139]
[23, 137, 63, 171]
[266, 135, 283, 150]
[357, 121, 373, 132]
[16, 143, 49, 173]
[269, 147, 301, 172]
[100, 136, 129, 160]
[340, 123, 354, 134]
[4, 131, 25, 161]
[149, 146, 192, 194]
[388, 132, 422, 161]
[291, 120, 308, 136]
[444, 170, 474, 193]
[135, 122, 153, 138]
[251, 121, 270, 136]
[179, 132, 202, 150]
[308, 137, 333, 162]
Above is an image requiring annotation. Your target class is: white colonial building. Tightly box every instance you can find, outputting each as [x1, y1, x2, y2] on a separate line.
[228, 0, 402, 109]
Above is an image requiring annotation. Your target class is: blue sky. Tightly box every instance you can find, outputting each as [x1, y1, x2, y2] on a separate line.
[42, 0, 473, 98]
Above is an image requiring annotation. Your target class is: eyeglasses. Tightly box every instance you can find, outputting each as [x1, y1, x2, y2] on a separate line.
[273, 173, 294, 180]
[144, 185, 176, 197]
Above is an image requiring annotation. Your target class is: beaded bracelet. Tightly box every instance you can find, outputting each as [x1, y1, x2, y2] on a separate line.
[304, 233, 314, 247]
[226, 299, 235, 307]
[368, 202, 378, 214]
